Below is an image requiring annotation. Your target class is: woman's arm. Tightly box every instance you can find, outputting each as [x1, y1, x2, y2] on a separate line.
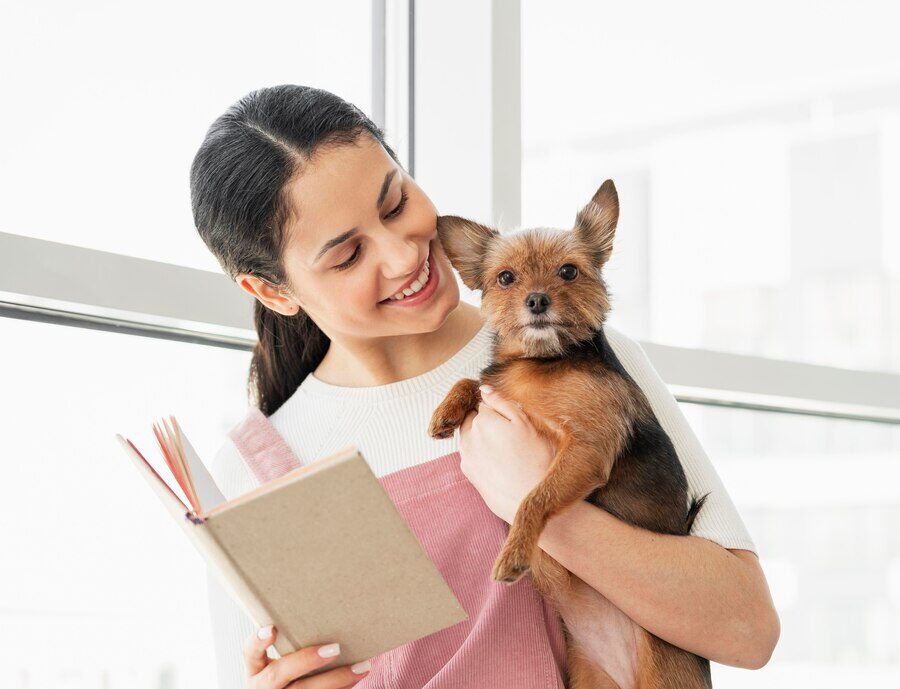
[537, 502, 778, 669]
[535, 327, 779, 669]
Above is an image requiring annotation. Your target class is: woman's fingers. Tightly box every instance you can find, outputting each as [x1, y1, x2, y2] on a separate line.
[478, 385, 525, 424]
[265, 652, 372, 689]
[245, 626, 373, 689]
[245, 625, 277, 677]
[459, 407, 476, 435]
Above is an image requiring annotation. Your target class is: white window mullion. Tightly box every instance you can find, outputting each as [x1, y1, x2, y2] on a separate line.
[0, 231, 254, 347]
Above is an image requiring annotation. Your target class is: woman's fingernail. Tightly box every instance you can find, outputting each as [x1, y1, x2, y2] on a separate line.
[317, 642, 341, 658]
[479, 384, 492, 394]
[257, 625, 273, 640]
[350, 658, 373, 674]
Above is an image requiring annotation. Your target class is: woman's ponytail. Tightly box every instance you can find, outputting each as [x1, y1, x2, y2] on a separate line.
[190, 84, 401, 415]
[248, 302, 330, 417]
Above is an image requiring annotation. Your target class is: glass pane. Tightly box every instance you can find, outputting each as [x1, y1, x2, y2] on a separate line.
[680, 403, 900, 687]
[0, 1, 372, 271]
[522, 0, 900, 374]
[0, 317, 252, 687]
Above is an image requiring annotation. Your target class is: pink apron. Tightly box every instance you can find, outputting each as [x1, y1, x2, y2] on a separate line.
[228, 407, 570, 688]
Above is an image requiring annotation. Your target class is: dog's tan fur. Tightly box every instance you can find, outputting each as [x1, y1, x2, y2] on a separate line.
[428, 180, 712, 689]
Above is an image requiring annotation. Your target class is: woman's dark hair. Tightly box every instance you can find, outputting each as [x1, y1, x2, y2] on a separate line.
[190, 85, 402, 416]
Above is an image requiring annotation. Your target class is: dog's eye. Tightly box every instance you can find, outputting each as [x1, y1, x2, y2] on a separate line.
[558, 264, 578, 281]
[497, 270, 515, 287]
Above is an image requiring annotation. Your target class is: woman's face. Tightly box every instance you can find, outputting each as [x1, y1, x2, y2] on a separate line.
[241, 135, 461, 340]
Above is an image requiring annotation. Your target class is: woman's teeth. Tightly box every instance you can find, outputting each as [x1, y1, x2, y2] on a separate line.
[389, 258, 431, 300]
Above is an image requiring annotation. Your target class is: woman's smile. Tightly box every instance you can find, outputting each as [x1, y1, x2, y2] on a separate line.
[379, 240, 441, 308]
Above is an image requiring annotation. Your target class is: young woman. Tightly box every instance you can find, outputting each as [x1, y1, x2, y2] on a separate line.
[191, 85, 779, 689]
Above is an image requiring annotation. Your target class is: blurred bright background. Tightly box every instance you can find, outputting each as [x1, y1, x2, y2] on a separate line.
[2, 1, 898, 687]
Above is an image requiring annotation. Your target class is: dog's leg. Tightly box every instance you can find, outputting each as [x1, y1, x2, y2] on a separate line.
[491, 435, 614, 583]
[428, 378, 481, 439]
[633, 627, 712, 689]
[568, 640, 623, 689]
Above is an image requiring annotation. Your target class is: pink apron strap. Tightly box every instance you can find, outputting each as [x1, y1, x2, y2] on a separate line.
[227, 406, 301, 484]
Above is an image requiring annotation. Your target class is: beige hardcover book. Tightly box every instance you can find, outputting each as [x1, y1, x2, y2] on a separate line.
[115, 417, 468, 675]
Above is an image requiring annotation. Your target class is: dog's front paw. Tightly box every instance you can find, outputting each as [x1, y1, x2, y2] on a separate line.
[428, 409, 460, 439]
[491, 544, 532, 584]
[428, 398, 472, 439]
[428, 378, 482, 439]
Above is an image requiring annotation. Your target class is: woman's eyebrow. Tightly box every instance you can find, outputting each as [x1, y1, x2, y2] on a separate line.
[313, 168, 398, 264]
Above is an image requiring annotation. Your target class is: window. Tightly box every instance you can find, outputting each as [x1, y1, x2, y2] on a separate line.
[0, 318, 251, 685]
[685, 404, 900, 686]
[0, 1, 372, 270]
[1, 4, 381, 685]
[522, 0, 900, 374]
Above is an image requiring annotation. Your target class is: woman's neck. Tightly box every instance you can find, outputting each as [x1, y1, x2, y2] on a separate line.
[312, 302, 485, 388]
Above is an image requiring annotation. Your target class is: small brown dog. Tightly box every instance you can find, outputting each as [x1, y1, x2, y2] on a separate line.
[428, 180, 712, 689]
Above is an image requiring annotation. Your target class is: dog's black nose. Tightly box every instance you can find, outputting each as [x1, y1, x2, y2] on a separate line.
[525, 292, 551, 314]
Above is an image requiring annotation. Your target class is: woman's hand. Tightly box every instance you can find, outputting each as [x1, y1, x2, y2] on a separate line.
[456, 385, 556, 523]
[245, 625, 373, 688]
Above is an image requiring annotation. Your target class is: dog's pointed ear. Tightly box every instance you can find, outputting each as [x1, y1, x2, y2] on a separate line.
[574, 179, 619, 268]
[436, 215, 500, 291]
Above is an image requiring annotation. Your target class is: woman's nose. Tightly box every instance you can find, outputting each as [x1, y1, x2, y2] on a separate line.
[379, 232, 421, 278]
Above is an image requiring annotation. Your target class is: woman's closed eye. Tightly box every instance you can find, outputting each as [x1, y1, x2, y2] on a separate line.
[333, 190, 410, 272]
[386, 189, 409, 220]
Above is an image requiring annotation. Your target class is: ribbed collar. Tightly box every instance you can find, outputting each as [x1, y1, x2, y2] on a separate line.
[296, 320, 494, 402]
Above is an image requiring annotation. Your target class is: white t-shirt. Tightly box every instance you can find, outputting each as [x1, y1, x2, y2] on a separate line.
[205, 321, 757, 688]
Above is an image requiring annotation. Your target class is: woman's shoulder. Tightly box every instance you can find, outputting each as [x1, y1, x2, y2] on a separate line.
[603, 323, 651, 366]
[600, 324, 674, 408]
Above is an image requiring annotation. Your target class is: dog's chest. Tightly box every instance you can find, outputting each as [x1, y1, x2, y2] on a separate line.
[484, 359, 605, 439]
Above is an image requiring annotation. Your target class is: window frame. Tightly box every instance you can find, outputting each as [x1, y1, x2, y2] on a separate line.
[1, 0, 897, 426]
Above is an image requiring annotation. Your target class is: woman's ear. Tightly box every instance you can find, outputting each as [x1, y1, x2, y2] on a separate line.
[235, 273, 299, 316]
[435, 215, 500, 291]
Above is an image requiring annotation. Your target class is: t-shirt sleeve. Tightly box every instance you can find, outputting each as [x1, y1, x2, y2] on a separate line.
[204, 437, 261, 689]
[604, 326, 758, 554]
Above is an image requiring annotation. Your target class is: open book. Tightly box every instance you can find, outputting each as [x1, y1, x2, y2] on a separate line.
[115, 416, 468, 675]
